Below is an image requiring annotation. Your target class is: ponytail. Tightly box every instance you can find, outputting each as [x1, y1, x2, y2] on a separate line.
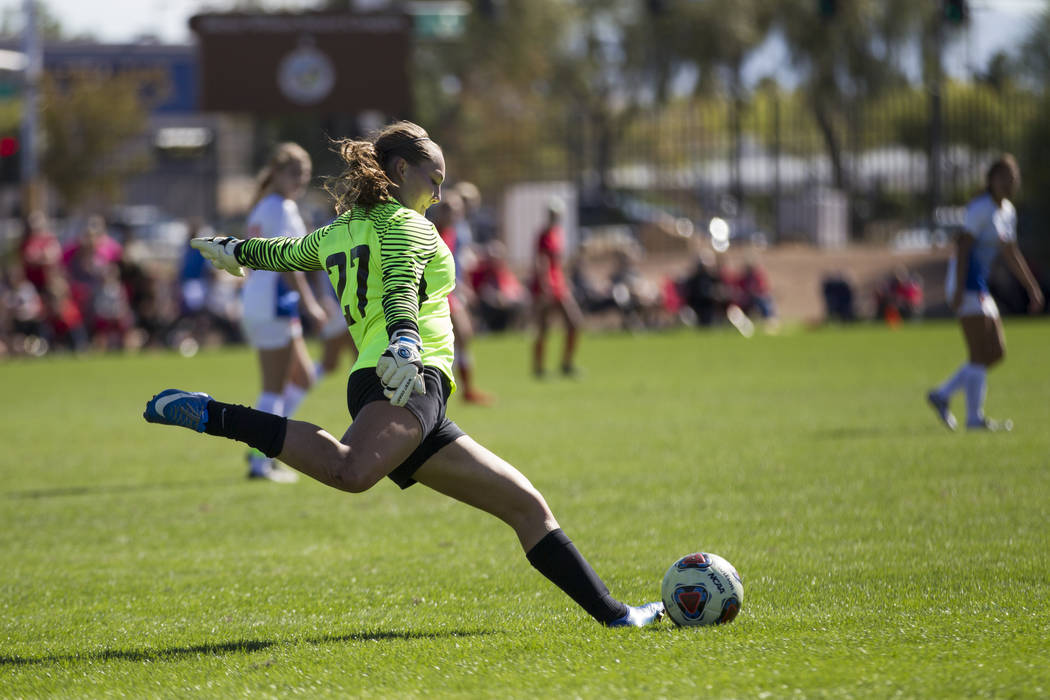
[324, 139, 395, 214]
[325, 120, 439, 214]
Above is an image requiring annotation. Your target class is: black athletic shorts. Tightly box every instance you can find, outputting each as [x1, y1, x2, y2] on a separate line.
[346, 366, 464, 489]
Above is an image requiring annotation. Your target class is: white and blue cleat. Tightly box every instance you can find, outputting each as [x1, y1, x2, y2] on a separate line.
[144, 389, 212, 433]
[606, 602, 665, 628]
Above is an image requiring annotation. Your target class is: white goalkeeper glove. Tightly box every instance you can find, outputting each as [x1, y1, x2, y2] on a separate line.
[190, 236, 244, 277]
[376, 330, 426, 407]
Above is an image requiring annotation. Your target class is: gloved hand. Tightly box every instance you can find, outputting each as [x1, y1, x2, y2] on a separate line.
[376, 330, 426, 407]
[190, 236, 244, 277]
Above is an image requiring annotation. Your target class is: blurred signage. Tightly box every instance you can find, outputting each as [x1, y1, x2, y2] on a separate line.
[0, 42, 197, 113]
[189, 12, 411, 115]
[407, 1, 469, 40]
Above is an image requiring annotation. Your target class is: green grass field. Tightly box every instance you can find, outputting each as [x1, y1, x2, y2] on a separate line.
[2, 321, 1049, 698]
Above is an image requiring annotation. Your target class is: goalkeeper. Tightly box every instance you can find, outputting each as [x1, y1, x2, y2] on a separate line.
[143, 120, 663, 628]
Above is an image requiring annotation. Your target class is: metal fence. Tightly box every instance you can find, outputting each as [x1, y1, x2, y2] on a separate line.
[458, 85, 1048, 251]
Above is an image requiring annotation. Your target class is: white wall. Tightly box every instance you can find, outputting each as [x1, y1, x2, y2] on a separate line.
[501, 181, 577, 266]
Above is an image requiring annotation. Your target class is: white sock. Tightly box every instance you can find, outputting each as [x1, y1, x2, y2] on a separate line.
[281, 383, 309, 419]
[248, 392, 283, 474]
[936, 364, 970, 399]
[964, 363, 987, 425]
[256, 391, 284, 416]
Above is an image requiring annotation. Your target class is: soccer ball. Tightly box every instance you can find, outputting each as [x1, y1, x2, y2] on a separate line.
[661, 552, 743, 627]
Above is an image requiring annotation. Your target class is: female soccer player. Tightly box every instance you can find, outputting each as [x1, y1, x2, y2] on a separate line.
[241, 143, 328, 481]
[927, 154, 1044, 431]
[144, 121, 662, 627]
[531, 198, 583, 377]
[431, 195, 493, 404]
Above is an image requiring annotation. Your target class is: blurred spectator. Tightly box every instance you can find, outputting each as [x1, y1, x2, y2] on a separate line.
[0, 268, 9, 356]
[737, 261, 777, 321]
[875, 265, 923, 322]
[822, 271, 857, 322]
[63, 215, 125, 341]
[119, 255, 164, 348]
[90, 263, 136, 350]
[469, 240, 526, 332]
[19, 211, 61, 293]
[4, 263, 49, 353]
[42, 272, 88, 352]
[170, 219, 242, 350]
[569, 257, 618, 316]
[680, 250, 728, 326]
[608, 249, 663, 330]
[62, 215, 123, 270]
[454, 181, 498, 244]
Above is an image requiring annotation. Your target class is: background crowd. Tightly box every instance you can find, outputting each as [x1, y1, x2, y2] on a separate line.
[0, 197, 793, 360]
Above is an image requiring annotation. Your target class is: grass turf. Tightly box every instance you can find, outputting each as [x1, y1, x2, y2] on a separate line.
[1, 320, 1048, 698]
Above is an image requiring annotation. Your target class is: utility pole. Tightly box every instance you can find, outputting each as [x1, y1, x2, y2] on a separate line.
[21, 0, 42, 213]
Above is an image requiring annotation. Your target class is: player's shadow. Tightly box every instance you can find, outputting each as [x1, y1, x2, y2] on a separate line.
[810, 425, 931, 440]
[4, 477, 243, 501]
[0, 630, 497, 667]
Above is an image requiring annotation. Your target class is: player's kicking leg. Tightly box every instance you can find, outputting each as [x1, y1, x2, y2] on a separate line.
[145, 390, 662, 627]
[412, 435, 664, 627]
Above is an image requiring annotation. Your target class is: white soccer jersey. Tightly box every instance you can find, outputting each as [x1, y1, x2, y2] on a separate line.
[946, 192, 1016, 296]
[241, 193, 308, 321]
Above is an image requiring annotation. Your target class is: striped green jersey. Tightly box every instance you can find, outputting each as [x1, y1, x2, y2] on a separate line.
[236, 200, 456, 389]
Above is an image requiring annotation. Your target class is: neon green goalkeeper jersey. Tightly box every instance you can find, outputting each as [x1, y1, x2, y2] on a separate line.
[236, 201, 457, 390]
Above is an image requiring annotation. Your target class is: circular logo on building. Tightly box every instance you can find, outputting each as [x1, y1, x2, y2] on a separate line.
[277, 44, 335, 105]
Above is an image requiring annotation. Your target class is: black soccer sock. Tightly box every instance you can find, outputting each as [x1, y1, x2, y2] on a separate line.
[526, 529, 629, 624]
[204, 400, 288, 459]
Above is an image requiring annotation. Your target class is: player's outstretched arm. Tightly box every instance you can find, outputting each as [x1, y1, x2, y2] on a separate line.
[192, 229, 325, 276]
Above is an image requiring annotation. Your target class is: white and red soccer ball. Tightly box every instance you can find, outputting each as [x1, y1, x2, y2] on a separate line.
[661, 552, 743, 627]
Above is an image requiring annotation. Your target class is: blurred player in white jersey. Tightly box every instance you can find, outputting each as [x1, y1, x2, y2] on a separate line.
[927, 154, 1044, 431]
[241, 143, 328, 480]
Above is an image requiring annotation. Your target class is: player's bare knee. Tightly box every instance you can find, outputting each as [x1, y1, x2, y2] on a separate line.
[505, 485, 553, 532]
[329, 453, 381, 494]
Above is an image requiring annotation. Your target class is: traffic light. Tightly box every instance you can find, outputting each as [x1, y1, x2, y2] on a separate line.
[0, 136, 19, 183]
[944, 0, 968, 23]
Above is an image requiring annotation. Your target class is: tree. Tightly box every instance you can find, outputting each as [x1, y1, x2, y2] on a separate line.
[1018, 2, 1050, 228]
[647, 0, 774, 206]
[40, 73, 151, 209]
[773, 0, 925, 191]
[1017, 1, 1050, 94]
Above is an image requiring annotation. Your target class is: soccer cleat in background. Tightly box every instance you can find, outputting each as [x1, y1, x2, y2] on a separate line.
[966, 417, 1013, 432]
[143, 389, 212, 433]
[926, 390, 958, 431]
[247, 455, 299, 484]
[605, 601, 665, 628]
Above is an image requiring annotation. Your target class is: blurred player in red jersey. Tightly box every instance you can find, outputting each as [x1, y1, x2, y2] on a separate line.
[531, 197, 583, 377]
[432, 194, 493, 404]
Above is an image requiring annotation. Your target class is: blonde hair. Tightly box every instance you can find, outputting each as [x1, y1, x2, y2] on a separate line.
[253, 142, 312, 206]
[324, 121, 440, 214]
